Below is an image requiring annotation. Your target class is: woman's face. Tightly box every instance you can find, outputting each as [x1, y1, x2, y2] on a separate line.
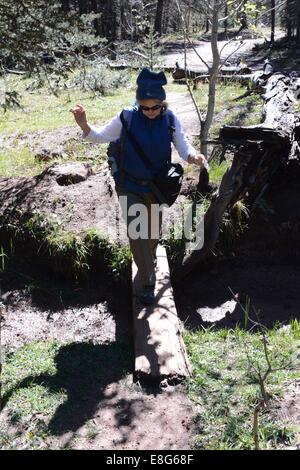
[138, 99, 163, 120]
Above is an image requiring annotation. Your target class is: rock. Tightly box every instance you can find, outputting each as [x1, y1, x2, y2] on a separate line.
[48, 162, 94, 186]
[34, 147, 66, 162]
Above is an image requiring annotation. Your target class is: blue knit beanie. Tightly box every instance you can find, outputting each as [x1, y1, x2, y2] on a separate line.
[136, 68, 167, 101]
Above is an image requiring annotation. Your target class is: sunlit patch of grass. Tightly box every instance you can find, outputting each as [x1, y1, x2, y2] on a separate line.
[2, 341, 67, 417]
[212, 95, 263, 137]
[0, 147, 45, 178]
[0, 73, 136, 134]
[1, 339, 132, 449]
[209, 160, 231, 183]
[193, 83, 263, 135]
[193, 83, 245, 115]
[184, 324, 300, 450]
[0, 138, 108, 178]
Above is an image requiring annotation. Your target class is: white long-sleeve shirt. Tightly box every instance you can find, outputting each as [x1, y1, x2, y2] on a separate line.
[83, 110, 197, 161]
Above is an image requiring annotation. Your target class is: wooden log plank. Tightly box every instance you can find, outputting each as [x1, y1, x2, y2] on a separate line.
[172, 66, 252, 80]
[219, 126, 289, 145]
[132, 245, 192, 383]
[108, 64, 175, 73]
[173, 74, 252, 86]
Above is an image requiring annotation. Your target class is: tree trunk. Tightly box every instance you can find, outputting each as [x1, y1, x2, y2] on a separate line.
[224, 2, 228, 34]
[154, 0, 164, 35]
[91, 0, 101, 36]
[109, 0, 122, 41]
[297, 0, 300, 43]
[200, 1, 220, 157]
[132, 245, 192, 383]
[78, 0, 88, 15]
[205, 17, 210, 33]
[186, 0, 192, 36]
[61, 0, 70, 12]
[255, 1, 261, 27]
[163, 2, 170, 34]
[286, 0, 293, 40]
[270, 0, 275, 44]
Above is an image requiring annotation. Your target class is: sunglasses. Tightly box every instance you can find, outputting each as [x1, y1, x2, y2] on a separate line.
[140, 104, 162, 112]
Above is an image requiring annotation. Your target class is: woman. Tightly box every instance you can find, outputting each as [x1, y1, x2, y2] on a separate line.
[70, 68, 207, 305]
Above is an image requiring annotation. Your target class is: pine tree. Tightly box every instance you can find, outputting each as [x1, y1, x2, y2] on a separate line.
[141, 22, 163, 69]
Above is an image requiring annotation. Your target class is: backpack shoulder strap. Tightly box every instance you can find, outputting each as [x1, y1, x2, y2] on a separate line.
[120, 108, 133, 133]
[118, 109, 133, 190]
[166, 109, 175, 142]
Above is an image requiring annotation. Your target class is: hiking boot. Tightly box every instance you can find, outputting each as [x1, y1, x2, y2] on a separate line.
[140, 284, 156, 305]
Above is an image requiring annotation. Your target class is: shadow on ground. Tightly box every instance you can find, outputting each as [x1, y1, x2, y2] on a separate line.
[1, 342, 133, 436]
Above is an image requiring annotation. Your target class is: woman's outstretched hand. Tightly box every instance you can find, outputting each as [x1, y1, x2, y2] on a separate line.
[70, 104, 90, 135]
[188, 154, 209, 170]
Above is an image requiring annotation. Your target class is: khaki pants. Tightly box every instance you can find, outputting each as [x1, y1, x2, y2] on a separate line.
[117, 190, 163, 286]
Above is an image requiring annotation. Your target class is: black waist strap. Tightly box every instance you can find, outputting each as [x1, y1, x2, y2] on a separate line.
[124, 172, 152, 186]
[125, 172, 168, 204]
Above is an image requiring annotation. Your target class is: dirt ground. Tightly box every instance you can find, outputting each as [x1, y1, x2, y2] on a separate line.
[0, 269, 197, 450]
[161, 33, 285, 70]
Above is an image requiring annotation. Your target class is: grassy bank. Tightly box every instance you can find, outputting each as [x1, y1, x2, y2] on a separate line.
[184, 321, 300, 450]
[0, 340, 133, 450]
[0, 211, 131, 281]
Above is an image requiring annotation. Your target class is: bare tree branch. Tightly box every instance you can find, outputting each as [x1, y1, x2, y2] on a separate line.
[219, 41, 246, 69]
[186, 36, 210, 71]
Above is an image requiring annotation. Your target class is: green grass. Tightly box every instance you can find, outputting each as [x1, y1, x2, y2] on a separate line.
[191, 83, 263, 184]
[0, 71, 183, 134]
[212, 93, 263, 136]
[184, 323, 300, 450]
[208, 160, 231, 183]
[1, 339, 132, 450]
[1, 211, 132, 280]
[0, 72, 136, 178]
[0, 74, 136, 134]
[2, 342, 67, 417]
[193, 83, 263, 136]
[0, 139, 108, 178]
[0, 147, 46, 178]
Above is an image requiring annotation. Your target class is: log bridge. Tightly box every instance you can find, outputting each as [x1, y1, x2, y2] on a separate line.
[132, 245, 192, 384]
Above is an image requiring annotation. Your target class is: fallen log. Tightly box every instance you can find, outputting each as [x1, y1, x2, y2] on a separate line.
[132, 245, 192, 383]
[108, 63, 175, 73]
[3, 69, 27, 75]
[172, 64, 252, 81]
[175, 74, 253, 87]
[173, 71, 300, 283]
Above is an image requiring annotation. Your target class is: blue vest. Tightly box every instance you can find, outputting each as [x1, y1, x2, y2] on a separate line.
[114, 106, 174, 193]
